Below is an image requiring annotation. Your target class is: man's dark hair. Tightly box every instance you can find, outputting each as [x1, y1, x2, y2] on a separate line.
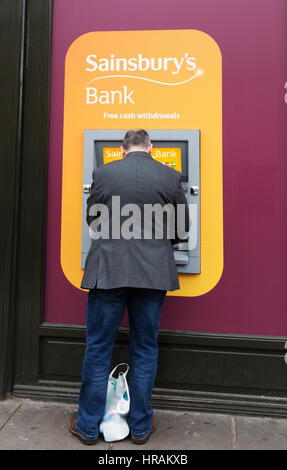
[122, 129, 151, 151]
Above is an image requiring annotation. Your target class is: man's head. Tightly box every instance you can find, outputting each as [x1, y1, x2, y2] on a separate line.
[121, 129, 152, 157]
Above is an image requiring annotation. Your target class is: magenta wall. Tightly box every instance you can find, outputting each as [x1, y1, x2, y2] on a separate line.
[44, 0, 287, 334]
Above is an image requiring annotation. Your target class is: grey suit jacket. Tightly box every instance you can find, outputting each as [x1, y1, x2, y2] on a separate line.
[81, 151, 190, 291]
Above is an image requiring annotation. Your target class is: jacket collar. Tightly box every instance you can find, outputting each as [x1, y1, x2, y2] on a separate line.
[124, 151, 151, 159]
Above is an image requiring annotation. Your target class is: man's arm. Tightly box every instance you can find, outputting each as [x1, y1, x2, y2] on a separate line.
[171, 178, 191, 245]
[86, 169, 98, 227]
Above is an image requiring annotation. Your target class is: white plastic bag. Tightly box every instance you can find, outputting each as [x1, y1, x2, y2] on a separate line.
[99, 363, 130, 442]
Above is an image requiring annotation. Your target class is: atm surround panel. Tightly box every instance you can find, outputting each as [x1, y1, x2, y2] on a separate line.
[94, 140, 189, 182]
[82, 130, 200, 274]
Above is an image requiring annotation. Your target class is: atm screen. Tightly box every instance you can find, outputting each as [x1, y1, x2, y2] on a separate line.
[94, 141, 188, 182]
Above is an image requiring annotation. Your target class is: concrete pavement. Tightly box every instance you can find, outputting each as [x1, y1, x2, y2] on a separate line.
[0, 396, 287, 450]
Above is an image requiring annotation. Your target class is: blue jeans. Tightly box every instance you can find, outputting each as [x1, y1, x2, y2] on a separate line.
[76, 287, 166, 440]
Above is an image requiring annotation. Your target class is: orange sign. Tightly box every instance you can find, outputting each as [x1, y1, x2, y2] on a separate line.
[61, 29, 223, 297]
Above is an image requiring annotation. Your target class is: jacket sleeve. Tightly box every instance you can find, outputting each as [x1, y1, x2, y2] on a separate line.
[171, 177, 191, 245]
[86, 169, 98, 227]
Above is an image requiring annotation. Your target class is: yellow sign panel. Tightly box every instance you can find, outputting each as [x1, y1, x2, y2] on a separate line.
[152, 148, 181, 172]
[103, 146, 182, 172]
[61, 29, 223, 297]
[103, 147, 122, 163]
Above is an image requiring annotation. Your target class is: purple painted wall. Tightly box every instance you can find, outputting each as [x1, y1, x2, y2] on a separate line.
[44, 0, 287, 334]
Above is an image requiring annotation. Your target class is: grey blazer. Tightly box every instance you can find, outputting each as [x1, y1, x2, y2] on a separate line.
[81, 151, 190, 291]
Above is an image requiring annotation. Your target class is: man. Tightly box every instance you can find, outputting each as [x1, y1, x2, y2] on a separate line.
[69, 129, 190, 445]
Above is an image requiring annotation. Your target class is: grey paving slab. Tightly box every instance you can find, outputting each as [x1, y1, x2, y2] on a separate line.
[235, 415, 287, 450]
[111, 410, 234, 450]
[0, 399, 107, 450]
[0, 397, 22, 431]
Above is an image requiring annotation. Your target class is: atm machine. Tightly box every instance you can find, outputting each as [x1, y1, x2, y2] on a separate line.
[81, 130, 200, 273]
